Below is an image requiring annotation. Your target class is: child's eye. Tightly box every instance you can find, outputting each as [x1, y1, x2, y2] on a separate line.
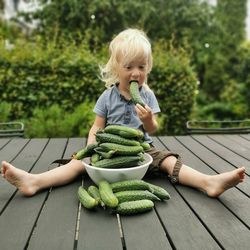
[139, 65, 146, 70]
[124, 66, 131, 70]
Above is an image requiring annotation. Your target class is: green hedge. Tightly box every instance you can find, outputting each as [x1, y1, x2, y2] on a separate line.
[0, 37, 105, 118]
[150, 41, 198, 134]
[0, 37, 197, 136]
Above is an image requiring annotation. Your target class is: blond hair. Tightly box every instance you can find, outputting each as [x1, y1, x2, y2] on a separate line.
[100, 28, 153, 88]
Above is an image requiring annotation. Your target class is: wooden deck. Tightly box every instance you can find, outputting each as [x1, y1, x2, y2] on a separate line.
[0, 135, 249, 250]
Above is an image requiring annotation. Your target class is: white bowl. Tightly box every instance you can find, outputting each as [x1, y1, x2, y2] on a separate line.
[82, 153, 153, 185]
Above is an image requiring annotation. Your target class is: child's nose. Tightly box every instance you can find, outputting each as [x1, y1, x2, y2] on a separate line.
[131, 68, 140, 78]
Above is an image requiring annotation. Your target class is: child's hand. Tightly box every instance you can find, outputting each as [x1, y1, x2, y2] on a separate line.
[135, 104, 153, 123]
[135, 104, 158, 134]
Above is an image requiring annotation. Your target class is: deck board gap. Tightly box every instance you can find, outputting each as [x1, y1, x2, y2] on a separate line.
[9, 139, 31, 164]
[116, 214, 127, 250]
[172, 185, 224, 250]
[26, 138, 71, 249]
[217, 197, 250, 231]
[190, 135, 250, 178]
[207, 135, 250, 163]
[174, 136, 243, 177]
[0, 139, 50, 214]
[25, 189, 51, 250]
[154, 206, 176, 250]
[74, 178, 83, 250]
[159, 136, 221, 175]
[26, 139, 50, 173]
[239, 135, 250, 141]
[173, 137, 250, 197]
[0, 189, 18, 216]
[0, 138, 11, 150]
[73, 197, 82, 250]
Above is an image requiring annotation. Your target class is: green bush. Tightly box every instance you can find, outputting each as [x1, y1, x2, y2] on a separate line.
[236, 42, 250, 116]
[150, 40, 198, 134]
[0, 36, 106, 119]
[0, 37, 197, 136]
[25, 101, 95, 138]
[0, 102, 12, 121]
[192, 79, 248, 121]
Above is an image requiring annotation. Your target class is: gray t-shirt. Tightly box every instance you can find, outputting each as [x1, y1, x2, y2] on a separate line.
[93, 84, 161, 143]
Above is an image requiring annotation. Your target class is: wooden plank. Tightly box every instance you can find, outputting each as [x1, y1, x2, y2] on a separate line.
[71, 139, 122, 249]
[0, 139, 48, 211]
[146, 176, 220, 250]
[224, 134, 250, 150]
[151, 137, 221, 249]
[192, 135, 250, 174]
[177, 136, 250, 194]
[27, 138, 85, 250]
[240, 134, 250, 141]
[117, 138, 171, 249]
[0, 138, 29, 162]
[159, 136, 250, 249]
[0, 138, 10, 148]
[77, 176, 123, 250]
[175, 136, 250, 228]
[208, 134, 250, 161]
[120, 201, 172, 250]
[0, 139, 67, 250]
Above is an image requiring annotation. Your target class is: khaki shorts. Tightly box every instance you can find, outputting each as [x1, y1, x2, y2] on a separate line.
[145, 146, 180, 176]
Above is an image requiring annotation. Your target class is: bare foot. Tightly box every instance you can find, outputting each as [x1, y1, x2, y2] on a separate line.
[205, 167, 245, 197]
[1, 161, 39, 196]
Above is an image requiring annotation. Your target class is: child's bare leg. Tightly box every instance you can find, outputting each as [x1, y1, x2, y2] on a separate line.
[160, 156, 245, 197]
[1, 160, 85, 196]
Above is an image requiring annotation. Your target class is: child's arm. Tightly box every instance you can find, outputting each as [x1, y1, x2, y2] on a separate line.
[135, 104, 158, 134]
[87, 115, 106, 145]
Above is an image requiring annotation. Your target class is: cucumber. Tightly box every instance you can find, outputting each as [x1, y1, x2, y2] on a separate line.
[111, 180, 171, 200]
[91, 153, 101, 164]
[99, 143, 144, 156]
[116, 199, 154, 215]
[129, 80, 145, 107]
[111, 179, 149, 192]
[104, 125, 144, 139]
[87, 185, 105, 208]
[147, 183, 171, 200]
[94, 148, 117, 159]
[114, 190, 160, 203]
[99, 180, 119, 208]
[96, 132, 140, 146]
[78, 186, 98, 209]
[140, 141, 151, 150]
[74, 143, 99, 160]
[93, 155, 143, 169]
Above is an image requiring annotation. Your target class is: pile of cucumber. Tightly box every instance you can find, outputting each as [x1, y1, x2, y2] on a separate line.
[73, 125, 151, 169]
[78, 179, 170, 215]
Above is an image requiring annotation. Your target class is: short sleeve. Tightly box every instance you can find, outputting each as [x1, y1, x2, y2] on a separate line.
[93, 91, 108, 117]
[145, 89, 161, 114]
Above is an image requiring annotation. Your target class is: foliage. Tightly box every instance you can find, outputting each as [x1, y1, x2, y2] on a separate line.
[20, 0, 216, 49]
[216, 0, 247, 47]
[192, 80, 248, 121]
[0, 102, 12, 121]
[25, 101, 95, 138]
[1, 0, 249, 136]
[201, 0, 247, 99]
[0, 35, 106, 119]
[0, 0, 4, 11]
[18, 0, 247, 111]
[0, 36, 197, 135]
[150, 40, 198, 135]
[234, 41, 250, 116]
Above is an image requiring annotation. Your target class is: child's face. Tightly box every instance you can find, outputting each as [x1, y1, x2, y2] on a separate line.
[117, 57, 148, 88]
